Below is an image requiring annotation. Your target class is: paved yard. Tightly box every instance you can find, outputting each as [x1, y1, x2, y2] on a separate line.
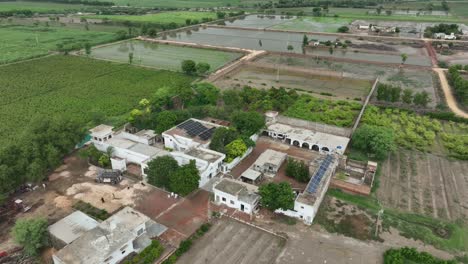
[177, 218, 285, 264]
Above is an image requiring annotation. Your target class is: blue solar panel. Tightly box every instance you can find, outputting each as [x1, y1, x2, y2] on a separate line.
[306, 155, 335, 194]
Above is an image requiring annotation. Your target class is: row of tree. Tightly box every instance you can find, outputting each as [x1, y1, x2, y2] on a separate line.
[376, 83, 431, 107]
[447, 65, 468, 106]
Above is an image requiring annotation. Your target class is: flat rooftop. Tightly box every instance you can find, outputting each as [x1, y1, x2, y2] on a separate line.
[185, 147, 224, 163]
[214, 178, 259, 204]
[48, 211, 99, 245]
[164, 118, 223, 144]
[107, 135, 168, 159]
[267, 123, 350, 152]
[89, 124, 113, 138]
[254, 149, 287, 167]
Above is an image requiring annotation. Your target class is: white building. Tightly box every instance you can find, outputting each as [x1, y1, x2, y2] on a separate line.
[213, 178, 260, 215]
[264, 123, 349, 154]
[52, 207, 167, 264]
[252, 149, 287, 177]
[48, 211, 99, 248]
[434, 32, 456, 40]
[276, 154, 337, 225]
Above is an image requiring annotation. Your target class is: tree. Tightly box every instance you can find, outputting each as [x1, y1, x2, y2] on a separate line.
[352, 124, 396, 160]
[225, 138, 247, 162]
[169, 160, 200, 196]
[84, 42, 91, 56]
[192, 82, 219, 105]
[185, 18, 192, 25]
[216, 12, 226, 19]
[413, 91, 431, 107]
[181, 60, 196, 75]
[376, 6, 382, 15]
[12, 218, 48, 256]
[402, 89, 413, 104]
[258, 39, 262, 46]
[302, 34, 308, 47]
[286, 158, 309, 182]
[337, 26, 349, 33]
[98, 154, 110, 167]
[196, 62, 211, 75]
[259, 182, 295, 211]
[145, 155, 179, 189]
[400, 53, 408, 64]
[209, 127, 239, 153]
[385, 10, 392, 16]
[287, 44, 294, 52]
[231, 111, 265, 136]
[128, 52, 134, 64]
[155, 111, 178, 134]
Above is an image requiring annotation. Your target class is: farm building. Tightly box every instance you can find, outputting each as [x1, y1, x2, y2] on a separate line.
[434, 32, 456, 40]
[52, 207, 167, 264]
[264, 123, 349, 154]
[90, 123, 225, 187]
[252, 149, 287, 177]
[240, 168, 263, 183]
[276, 154, 338, 225]
[213, 178, 260, 215]
[48, 211, 99, 248]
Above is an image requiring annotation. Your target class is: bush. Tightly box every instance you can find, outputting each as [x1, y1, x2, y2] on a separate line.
[11, 218, 49, 256]
[285, 158, 310, 182]
[384, 247, 457, 264]
[73, 201, 110, 220]
[124, 240, 164, 264]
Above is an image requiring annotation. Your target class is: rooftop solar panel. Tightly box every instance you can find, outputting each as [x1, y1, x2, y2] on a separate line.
[306, 155, 335, 194]
[199, 127, 216, 141]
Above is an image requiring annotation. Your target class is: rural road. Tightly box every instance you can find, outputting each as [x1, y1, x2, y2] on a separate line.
[434, 68, 468, 118]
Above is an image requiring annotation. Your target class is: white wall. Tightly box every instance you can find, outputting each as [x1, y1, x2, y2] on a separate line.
[214, 189, 257, 214]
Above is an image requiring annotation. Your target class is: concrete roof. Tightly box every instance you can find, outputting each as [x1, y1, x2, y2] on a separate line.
[54, 207, 164, 264]
[89, 125, 113, 138]
[240, 168, 262, 181]
[267, 123, 350, 151]
[129, 143, 168, 158]
[48, 211, 99, 245]
[214, 178, 259, 204]
[185, 148, 225, 163]
[163, 118, 223, 144]
[254, 149, 287, 167]
[135, 129, 157, 139]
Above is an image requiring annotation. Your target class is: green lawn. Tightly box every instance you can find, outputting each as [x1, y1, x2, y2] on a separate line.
[0, 25, 119, 64]
[271, 16, 352, 33]
[0, 1, 88, 12]
[94, 0, 262, 8]
[90, 40, 243, 72]
[86, 11, 217, 25]
[0, 55, 194, 145]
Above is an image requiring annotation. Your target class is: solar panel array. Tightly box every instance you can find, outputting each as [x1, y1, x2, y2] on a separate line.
[306, 155, 334, 194]
[177, 120, 216, 140]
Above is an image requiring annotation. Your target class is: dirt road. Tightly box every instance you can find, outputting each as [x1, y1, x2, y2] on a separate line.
[434, 68, 468, 118]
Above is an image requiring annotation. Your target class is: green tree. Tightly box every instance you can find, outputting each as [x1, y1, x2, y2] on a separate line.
[225, 138, 247, 162]
[155, 111, 178, 134]
[12, 218, 48, 256]
[259, 182, 295, 211]
[209, 127, 239, 153]
[286, 158, 309, 182]
[337, 26, 349, 33]
[169, 160, 200, 196]
[192, 82, 219, 106]
[302, 34, 309, 47]
[413, 91, 431, 107]
[98, 154, 110, 167]
[287, 44, 294, 51]
[84, 42, 91, 56]
[128, 52, 134, 64]
[352, 124, 396, 160]
[196, 62, 211, 75]
[185, 18, 192, 25]
[231, 111, 265, 136]
[400, 53, 408, 64]
[181, 60, 196, 75]
[402, 89, 413, 104]
[145, 155, 179, 189]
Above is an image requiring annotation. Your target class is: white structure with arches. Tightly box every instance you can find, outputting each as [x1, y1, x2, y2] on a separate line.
[264, 123, 349, 154]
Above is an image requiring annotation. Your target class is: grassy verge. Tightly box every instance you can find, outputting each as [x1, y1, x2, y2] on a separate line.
[327, 189, 468, 253]
[73, 200, 110, 220]
[86, 11, 217, 26]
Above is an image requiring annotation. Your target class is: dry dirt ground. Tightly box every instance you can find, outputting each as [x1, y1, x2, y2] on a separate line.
[377, 150, 468, 221]
[177, 217, 285, 264]
[231, 136, 320, 190]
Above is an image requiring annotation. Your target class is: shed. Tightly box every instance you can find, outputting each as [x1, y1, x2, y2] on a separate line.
[240, 168, 262, 183]
[48, 211, 99, 248]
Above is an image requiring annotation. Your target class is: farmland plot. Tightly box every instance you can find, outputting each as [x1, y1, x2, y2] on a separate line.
[0, 55, 194, 145]
[90, 40, 243, 72]
[270, 16, 353, 33]
[86, 11, 217, 26]
[223, 15, 295, 29]
[378, 150, 468, 221]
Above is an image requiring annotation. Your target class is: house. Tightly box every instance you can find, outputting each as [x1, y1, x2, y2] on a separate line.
[264, 123, 349, 154]
[276, 154, 337, 225]
[48, 211, 99, 249]
[52, 207, 167, 264]
[240, 168, 262, 184]
[358, 24, 369, 30]
[445, 32, 456, 40]
[213, 178, 260, 215]
[252, 149, 287, 177]
[434, 32, 456, 40]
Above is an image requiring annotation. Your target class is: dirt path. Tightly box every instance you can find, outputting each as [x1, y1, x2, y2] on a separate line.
[434, 68, 468, 118]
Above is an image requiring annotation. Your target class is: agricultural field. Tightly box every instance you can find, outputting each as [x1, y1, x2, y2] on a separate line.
[95, 0, 262, 8]
[0, 55, 194, 145]
[0, 1, 87, 12]
[90, 40, 243, 72]
[378, 150, 468, 221]
[213, 63, 371, 100]
[0, 25, 119, 64]
[256, 54, 437, 106]
[86, 11, 217, 26]
[284, 95, 362, 127]
[270, 16, 353, 33]
[448, 1, 468, 19]
[223, 14, 295, 29]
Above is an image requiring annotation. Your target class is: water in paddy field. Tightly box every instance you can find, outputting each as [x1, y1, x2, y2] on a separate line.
[161, 27, 336, 53]
[222, 15, 296, 29]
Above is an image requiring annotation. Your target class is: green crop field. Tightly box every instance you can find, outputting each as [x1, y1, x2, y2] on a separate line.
[449, 2, 468, 19]
[0, 55, 194, 145]
[271, 16, 353, 33]
[0, 1, 87, 12]
[94, 0, 262, 8]
[0, 25, 119, 64]
[90, 40, 243, 72]
[86, 11, 217, 25]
